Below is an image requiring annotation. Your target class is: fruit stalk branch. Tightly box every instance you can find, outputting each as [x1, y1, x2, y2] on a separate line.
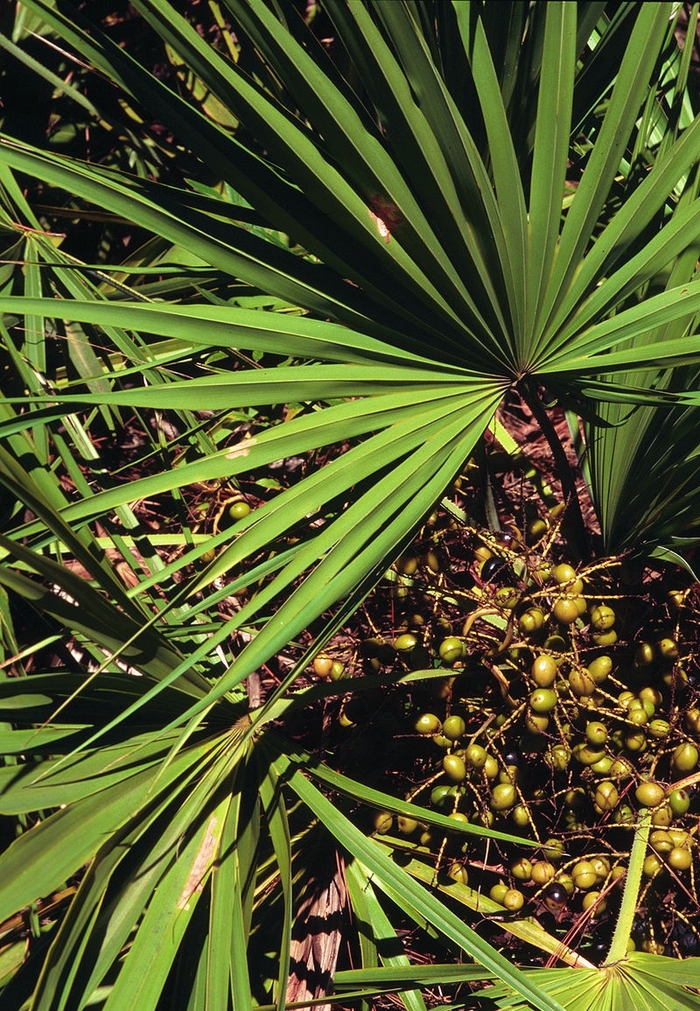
[520, 379, 588, 560]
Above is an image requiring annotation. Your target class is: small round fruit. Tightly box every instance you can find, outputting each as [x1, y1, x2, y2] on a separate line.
[531, 654, 558, 687]
[648, 719, 670, 739]
[531, 860, 556, 886]
[668, 846, 693, 871]
[587, 655, 613, 684]
[439, 637, 465, 664]
[685, 708, 700, 733]
[650, 829, 674, 854]
[512, 804, 530, 827]
[546, 744, 570, 772]
[594, 781, 619, 813]
[510, 857, 532, 881]
[529, 688, 558, 714]
[373, 811, 393, 834]
[568, 669, 595, 697]
[490, 882, 510, 904]
[490, 783, 516, 811]
[643, 853, 664, 878]
[329, 660, 347, 680]
[519, 608, 545, 634]
[525, 711, 549, 734]
[572, 861, 597, 890]
[443, 754, 467, 783]
[667, 788, 691, 816]
[624, 731, 647, 753]
[581, 890, 606, 914]
[483, 754, 499, 780]
[502, 888, 525, 912]
[572, 743, 606, 766]
[635, 780, 665, 808]
[228, 500, 252, 521]
[394, 632, 419, 654]
[591, 629, 618, 646]
[639, 686, 662, 708]
[552, 563, 581, 588]
[465, 744, 487, 769]
[397, 815, 419, 835]
[553, 597, 582, 625]
[448, 811, 470, 826]
[442, 715, 466, 741]
[313, 655, 334, 678]
[591, 856, 610, 882]
[651, 803, 673, 827]
[447, 863, 469, 884]
[635, 642, 655, 667]
[658, 637, 679, 659]
[543, 882, 568, 912]
[672, 742, 699, 773]
[590, 605, 616, 631]
[586, 722, 608, 746]
[430, 785, 452, 809]
[415, 713, 442, 736]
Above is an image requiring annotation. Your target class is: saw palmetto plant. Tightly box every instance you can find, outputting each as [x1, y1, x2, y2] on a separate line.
[1, 1, 700, 1009]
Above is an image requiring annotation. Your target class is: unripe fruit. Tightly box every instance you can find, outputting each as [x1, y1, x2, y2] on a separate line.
[587, 655, 613, 683]
[529, 688, 558, 714]
[397, 815, 419, 835]
[586, 722, 608, 746]
[572, 860, 597, 890]
[667, 788, 691, 816]
[394, 632, 419, 653]
[568, 669, 595, 697]
[581, 890, 606, 914]
[519, 608, 545, 634]
[531, 654, 558, 687]
[635, 780, 665, 808]
[591, 629, 618, 647]
[594, 781, 619, 813]
[668, 846, 692, 871]
[658, 637, 679, 659]
[373, 811, 393, 834]
[228, 500, 251, 520]
[415, 713, 442, 735]
[553, 596, 582, 625]
[465, 743, 487, 769]
[591, 856, 610, 882]
[573, 743, 606, 766]
[502, 888, 525, 912]
[672, 742, 699, 773]
[525, 711, 549, 734]
[483, 754, 499, 780]
[552, 564, 583, 592]
[531, 860, 555, 885]
[635, 642, 655, 667]
[512, 804, 530, 827]
[329, 660, 347, 680]
[442, 715, 466, 741]
[510, 857, 532, 881]
[648, 719, 670, 739]
[491, 783, 516, 811]
[489, 882, 509, 904]
[590, 604, 616, 631]
[650, 830, 674, 854]
[643, 853, 664, 878]
[443, 754, 467, 782]
[439, 637, 465, 663]
[651, 803, 673, 827]
[447, 863, 469, 884]
[624, 730, 647, 753]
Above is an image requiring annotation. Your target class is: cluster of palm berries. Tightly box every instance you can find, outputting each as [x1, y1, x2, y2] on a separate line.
[314, 517, 700, 957]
